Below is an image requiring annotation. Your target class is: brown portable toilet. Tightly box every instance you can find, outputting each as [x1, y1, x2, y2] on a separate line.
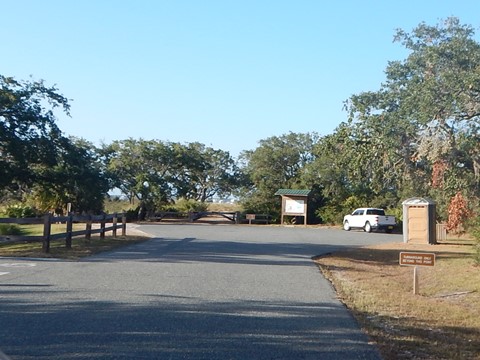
[402, 197, 437, 245]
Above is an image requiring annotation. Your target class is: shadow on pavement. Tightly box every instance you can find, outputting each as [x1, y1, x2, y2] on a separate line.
[0, 293, 380, 360]
[85, 237, 345, 267]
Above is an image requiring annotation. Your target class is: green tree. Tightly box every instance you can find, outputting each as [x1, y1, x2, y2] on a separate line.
[0, 75, 70, 193]
[102, 139, 173, 218]
[103, 139, 241, 217]
[239, 132, 318, 217]
[339, 17, 480, 222]
[392, 18, 480, 200]
[29, 138, 109, 213]
[305, 126, 361, 222]
[170, 142, 240, 202]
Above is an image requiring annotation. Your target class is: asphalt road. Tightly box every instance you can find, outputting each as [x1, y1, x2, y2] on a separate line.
[0, 224, 401, 359]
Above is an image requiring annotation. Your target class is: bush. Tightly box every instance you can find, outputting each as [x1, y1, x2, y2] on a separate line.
[158, 205, 178, 213]
[174, 198, 209, 213]
[317, 196, 366, 225]
[5, 204, 38, 218]
[0, 224, 23, 235]
[316, 205, 344, 225]
[446, 192, 472, 234]
[124, 208, 139, 222]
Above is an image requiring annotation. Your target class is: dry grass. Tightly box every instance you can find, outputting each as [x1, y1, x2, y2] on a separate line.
[207, 202, 242, 212]
[315, 241, 480, 359]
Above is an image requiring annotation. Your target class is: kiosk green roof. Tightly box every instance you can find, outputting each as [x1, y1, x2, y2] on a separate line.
[274, 189, 311, 196]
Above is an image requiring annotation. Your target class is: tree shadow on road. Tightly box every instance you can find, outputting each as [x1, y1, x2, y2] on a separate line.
[84, 236, 349, 267]
[0, 291, 381, 360]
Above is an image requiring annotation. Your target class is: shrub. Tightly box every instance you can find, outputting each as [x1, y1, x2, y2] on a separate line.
[316, 205, 344, 225]
[125, 208, 139, 222]
[5, 204, 37, 218]
[0, 224, 23, 235]
[446, 192, 472, 234]
[158, 205, 178, 213]
[387, 206, 404, 228]
[174, 198, 208, 213]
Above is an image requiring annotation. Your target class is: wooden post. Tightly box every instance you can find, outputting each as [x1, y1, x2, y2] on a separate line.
[100, 214, 106, 239]
[66, 214, 73, 249]
[42, 214, 51, 253]
[121, 213, 127, 236]
[85, 215, 92, 241]
[304, 202, 308, 226]
[112, 213, 118, 237]
[246, 214, 255, 225]
[413, 266, 419, 295]
[400, 252, 435, 295]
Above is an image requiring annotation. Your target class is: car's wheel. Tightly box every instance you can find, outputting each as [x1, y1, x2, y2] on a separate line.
[364, 221, 372, 233]
[343, 221, 350, 231]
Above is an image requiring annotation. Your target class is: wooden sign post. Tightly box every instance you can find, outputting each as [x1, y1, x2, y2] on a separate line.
[246, 214, 255, 225]
[399, 252, 435, 295]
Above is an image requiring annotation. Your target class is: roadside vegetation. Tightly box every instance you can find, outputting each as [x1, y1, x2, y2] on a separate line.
[315, 240, 480, 360]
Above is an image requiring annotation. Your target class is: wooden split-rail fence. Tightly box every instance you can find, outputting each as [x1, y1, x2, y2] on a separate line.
[0, 213, 126, 253]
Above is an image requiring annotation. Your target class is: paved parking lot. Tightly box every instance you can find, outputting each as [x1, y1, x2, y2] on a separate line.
[0, 224, 399, 359]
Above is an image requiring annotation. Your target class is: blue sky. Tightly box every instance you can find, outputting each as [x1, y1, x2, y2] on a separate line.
[2, 0, 479, 156]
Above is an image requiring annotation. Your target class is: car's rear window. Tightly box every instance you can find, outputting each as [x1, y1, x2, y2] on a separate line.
[367, 209, 385, 216]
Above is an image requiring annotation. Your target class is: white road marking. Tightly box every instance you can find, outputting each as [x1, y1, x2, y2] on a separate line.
[0, 272, 10, 276]
[0, 263, 36, 268]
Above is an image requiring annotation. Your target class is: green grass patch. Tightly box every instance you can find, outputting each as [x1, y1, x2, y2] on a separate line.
[0, 223, 84, 236]
[0, 235, 149, 260]
[18, 223, 77, 236]
[0, 224, 24, 235]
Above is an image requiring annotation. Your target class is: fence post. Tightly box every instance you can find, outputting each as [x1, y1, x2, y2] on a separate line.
[100, 214, 106, 239]
[112, 213, 118, 237]
[85, 215, 92, 241]
[66, 214, 73, 249]
[122, 213, 127, 236]
[42, 214, 51, 253]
